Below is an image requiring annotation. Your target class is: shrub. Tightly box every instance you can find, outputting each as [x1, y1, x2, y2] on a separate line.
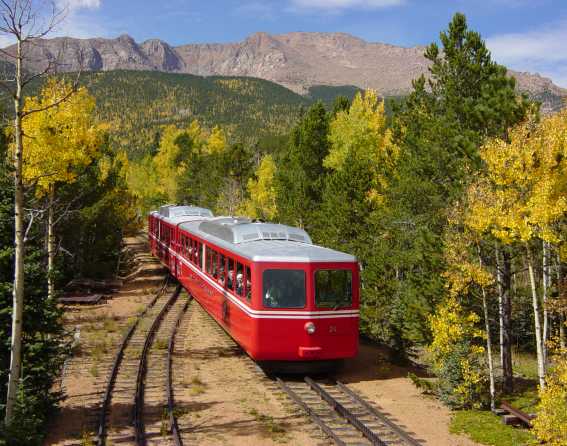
[532, 352, 567, 445]
[428, 297, 487, 408]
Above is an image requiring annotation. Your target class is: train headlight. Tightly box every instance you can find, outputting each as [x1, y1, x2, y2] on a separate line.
[304, 322, 316, 335]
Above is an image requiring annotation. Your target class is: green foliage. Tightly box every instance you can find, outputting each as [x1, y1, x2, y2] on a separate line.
[450, 410, 534, 446]
[0, 136, 68, 444]
[275, 101, 331, 229]
[56, 144, 133, 279]
[307, 85, 362, 106]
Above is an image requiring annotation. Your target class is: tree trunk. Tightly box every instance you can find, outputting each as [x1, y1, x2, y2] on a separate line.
[478, 249, 496, 411]
[6, 39, 24, 424]
[47, 185, 55, 300]
[496, 244, 513, 393]
[556, 251, 566, 350]
[542, 240, 551, 365]
[526, 243, 546, 389]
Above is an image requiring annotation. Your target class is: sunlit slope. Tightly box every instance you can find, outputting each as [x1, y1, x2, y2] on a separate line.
[76, 71, 311, 153]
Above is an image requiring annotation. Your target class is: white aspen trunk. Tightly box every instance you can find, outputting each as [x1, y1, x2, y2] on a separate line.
[556, 251, 566, 350]
[6, 38, 25, 424]
[478, 249, 496, 411]
[47, 186, 55, 300]
[542, 240, 550, 366]
[526, 243, 546, 389]
[495, 245, 505, 374]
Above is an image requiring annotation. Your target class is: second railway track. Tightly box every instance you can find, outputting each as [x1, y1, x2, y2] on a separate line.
[96, 281, 191, 446]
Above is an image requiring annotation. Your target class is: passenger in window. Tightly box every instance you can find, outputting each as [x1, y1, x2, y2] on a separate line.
[236, 273, 244, 296]
[218, 264, 226, 286]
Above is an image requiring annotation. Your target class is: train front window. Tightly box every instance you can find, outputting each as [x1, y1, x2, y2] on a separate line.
[315, 269, 352, 309]
[263, 269, 305, 309]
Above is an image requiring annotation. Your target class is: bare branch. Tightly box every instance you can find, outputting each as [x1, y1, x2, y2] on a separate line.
[21, 71, 81, 117]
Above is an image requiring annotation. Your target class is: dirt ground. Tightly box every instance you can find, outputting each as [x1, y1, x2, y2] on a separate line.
[337, 342, 480, 446]
[45, 234, 479, 446]
[172, 301, 321, 446]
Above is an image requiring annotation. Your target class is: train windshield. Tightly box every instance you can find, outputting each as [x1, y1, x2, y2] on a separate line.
[315, 269, 352, 309]
[263, 269, 306, 308]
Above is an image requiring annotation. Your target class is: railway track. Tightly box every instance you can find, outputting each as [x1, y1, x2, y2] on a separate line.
[277, 377, 421, 446]
[96, 281, 190, 446]
[178, 297, 420, 446]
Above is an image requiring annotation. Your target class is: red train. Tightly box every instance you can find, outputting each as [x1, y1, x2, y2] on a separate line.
[148, 205, 360, 370]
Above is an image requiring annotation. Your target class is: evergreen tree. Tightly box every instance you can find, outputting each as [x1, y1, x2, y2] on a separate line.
[275, 101, 330, 229]
[381, 12, 532, 348]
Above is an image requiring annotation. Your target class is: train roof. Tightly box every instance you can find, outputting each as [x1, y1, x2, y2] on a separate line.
[151, 205, 214, 225]
[180, 217, 356, 263]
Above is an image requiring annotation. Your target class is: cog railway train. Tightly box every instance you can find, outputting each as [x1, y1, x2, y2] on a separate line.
[148, 205, 360, 370]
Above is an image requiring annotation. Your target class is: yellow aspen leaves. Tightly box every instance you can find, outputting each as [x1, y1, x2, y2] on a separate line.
[242, 155, 277, 221]
[532, 352, 567, 445]
[325, 90, 398, 206]
[205, 126, 227, 155]
[21, 78, 103, 195]
[465, 108, 567, 247]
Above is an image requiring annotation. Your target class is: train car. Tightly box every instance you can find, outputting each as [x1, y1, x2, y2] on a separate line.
[148, 205, 214, 274]
[149, 208, 360, 371]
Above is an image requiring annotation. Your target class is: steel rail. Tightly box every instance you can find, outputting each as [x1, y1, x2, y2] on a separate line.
[134, 284, 182, 446]
[167, 297, 191, 446]
[276, 378, 347, 446]
[335, 381, 422, 446]
[96, 278, 169, 446]
[305, 377, 387, 446]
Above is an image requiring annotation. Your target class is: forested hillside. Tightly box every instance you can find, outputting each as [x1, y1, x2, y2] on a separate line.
[72, 71, 310, 154]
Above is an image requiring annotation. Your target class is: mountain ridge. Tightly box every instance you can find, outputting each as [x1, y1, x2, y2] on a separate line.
[3, 31, 565, 112]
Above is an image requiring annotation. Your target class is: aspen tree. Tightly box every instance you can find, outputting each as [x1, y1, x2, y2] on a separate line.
[465, 108, 567, 389]
[21, 79, 102, 299]
[0, 0, 75, 423]
[242, 155, 277, 221]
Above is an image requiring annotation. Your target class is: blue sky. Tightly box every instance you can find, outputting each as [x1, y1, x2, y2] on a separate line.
[34, 1, 567, 86]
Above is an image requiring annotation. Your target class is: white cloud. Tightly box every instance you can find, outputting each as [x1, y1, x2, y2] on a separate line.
[487, 23, 567, 88]
[289, 0, 404, 12]
[57, 0, 101, 11]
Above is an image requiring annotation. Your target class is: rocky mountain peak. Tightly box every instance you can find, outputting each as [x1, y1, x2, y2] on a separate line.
[1, 31, 564, 111]
[140, 39, 184, 71]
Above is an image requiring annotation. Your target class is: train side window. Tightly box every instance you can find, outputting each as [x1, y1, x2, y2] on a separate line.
[245, 266, 251, 301]
[235, 262, 245, 297]
[205, 247, 212, 274]
[227, 258, 235, 290]
[218, 254, 226, 286]
[196, 242, 202, 267]
[211, 250, 219, 278]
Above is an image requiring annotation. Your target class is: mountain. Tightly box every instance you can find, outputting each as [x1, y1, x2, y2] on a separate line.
[4, 32, 566, 112]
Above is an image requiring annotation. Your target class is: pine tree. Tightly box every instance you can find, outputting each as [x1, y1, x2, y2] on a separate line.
[275, 101, 330, 230]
